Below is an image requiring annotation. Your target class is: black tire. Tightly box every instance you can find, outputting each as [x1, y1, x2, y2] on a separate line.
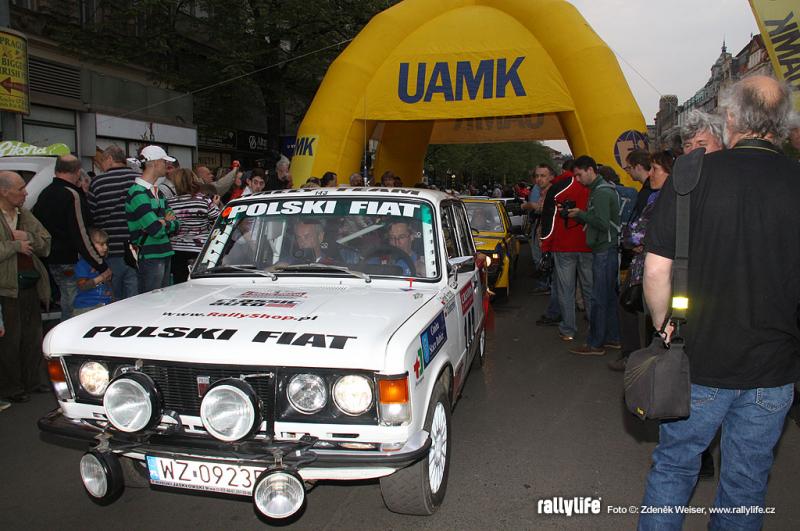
[472, 327, 486, 369]
[120, 457, 151, 488]
[380, 380, 452, 515]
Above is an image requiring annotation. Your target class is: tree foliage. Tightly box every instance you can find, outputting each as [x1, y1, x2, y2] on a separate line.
[43, 0, 396, 151]
[425, 142, 555, 187]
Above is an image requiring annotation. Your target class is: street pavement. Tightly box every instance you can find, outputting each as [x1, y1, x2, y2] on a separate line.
[1, 254, 798, 530]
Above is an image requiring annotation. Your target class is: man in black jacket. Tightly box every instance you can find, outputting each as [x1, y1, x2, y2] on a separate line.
[639, 76, 800, 530]
[33, 155, 109, 321]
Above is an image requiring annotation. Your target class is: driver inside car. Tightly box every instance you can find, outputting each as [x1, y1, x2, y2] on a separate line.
[468, 205, 502, 232]
[366, 220, 424, 276]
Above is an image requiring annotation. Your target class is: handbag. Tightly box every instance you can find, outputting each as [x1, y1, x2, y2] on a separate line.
[619, 282, 644, 313]
[623, 148, 704, 421]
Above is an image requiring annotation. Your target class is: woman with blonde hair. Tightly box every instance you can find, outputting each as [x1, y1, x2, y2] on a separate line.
[166, 169, 220, 283]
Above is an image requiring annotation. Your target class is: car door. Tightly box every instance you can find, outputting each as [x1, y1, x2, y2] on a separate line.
[449, 202, 484, 390]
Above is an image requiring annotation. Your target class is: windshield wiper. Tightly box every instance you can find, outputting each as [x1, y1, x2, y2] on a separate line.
[271, 263, 371, 283]
[196, 264, 277, 280]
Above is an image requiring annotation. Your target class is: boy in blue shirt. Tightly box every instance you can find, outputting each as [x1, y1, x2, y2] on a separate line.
[73, 229, 113, 315]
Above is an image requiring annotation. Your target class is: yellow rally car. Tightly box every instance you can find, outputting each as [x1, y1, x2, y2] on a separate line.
[463, 198, 522, 300]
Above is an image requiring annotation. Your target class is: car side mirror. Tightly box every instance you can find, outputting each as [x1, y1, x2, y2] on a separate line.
[448, 256, 475, 283]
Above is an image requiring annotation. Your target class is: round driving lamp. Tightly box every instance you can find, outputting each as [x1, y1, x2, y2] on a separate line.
[79, 450, 124, 505]
[332, 375, 373, 416]
[200, 378, 260, 442]
[287, 374, 327, 414]
[103, 372, 161, 432]
[253, 469, 306, 520]
[79, 361, 110, 396]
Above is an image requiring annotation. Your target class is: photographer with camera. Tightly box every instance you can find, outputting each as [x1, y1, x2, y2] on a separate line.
[566, 155, 621, 356]
[540, 160, 592, 342]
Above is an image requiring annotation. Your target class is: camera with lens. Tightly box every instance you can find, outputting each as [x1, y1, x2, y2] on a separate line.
[559, 199, 576, 219]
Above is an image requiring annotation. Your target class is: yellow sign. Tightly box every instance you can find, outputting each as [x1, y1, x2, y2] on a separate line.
[292, 0, 645, 187]
[749, 0, 800, 111]
[291, 135, 319, 180]
[0, 29, 29, 114]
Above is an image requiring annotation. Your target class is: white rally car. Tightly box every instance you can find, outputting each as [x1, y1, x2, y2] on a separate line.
[39, 187, 487, 521]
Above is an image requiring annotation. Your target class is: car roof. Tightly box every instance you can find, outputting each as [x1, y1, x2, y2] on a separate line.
[228, 186, 455, 204]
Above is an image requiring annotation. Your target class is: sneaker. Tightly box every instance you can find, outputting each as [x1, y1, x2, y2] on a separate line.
[536, 315, 561, 326]
[569, 344, 606, 356]
[558, 332, 574, 341]
[0, 399, 10, 412]
[607, 355, 628, 371]
[604, 342, 622, 350]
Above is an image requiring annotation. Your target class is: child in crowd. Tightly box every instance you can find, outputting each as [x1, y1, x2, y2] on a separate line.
[73, 228, 113, 315]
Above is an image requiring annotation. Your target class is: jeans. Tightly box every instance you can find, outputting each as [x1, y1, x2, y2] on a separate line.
[544, 276, 561, 319]
[49, 263, 78, 321]
[138, 256, 172, 294]
[530, 234, 549, 290]
[107, 256, 138, 301]
[553, 252, 593, 337]
[586, 247, 620, 348]
[640, 383, 795, 531]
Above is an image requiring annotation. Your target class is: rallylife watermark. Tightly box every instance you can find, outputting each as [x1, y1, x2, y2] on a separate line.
[537, 497, 776, 517]
[537, 497, 602, 516]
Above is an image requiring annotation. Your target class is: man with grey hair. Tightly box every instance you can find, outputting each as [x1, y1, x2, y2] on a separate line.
[639, 76, 799, 529]
[89, 145, 140, 300]
[680, 109, 724, 153]
[0, 171, 51, 404]
[349, 172, 364, 187]
[276, 156, 292, 189]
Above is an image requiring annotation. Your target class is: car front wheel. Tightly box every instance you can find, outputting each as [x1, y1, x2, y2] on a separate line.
[380, 380, 452, 515]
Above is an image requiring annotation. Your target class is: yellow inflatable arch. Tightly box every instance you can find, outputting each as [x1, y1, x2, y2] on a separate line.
[291, 0, 648, 187]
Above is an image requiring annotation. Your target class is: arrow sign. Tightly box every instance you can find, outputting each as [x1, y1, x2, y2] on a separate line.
[0, 77, 27, 94]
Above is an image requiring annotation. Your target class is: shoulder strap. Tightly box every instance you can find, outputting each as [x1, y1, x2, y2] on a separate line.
[670, 148, 705, 322]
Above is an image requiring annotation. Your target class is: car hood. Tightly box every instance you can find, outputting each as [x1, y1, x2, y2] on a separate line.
[44, 281, 436, 370]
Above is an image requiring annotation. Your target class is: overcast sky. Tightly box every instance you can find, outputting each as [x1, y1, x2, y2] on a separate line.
[547, 0, 760, 153]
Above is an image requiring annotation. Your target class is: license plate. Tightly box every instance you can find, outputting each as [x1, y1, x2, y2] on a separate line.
[146, 455, 265, 496]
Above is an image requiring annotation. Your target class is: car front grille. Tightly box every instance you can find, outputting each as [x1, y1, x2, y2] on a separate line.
[140, 363, 275, 417]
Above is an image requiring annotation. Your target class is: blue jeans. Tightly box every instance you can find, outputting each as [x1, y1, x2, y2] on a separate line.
[107, 256, 138, 301]
[553, 252, 593, 337]
[49, 263, 78, 322]
[586, 247, 620, 348]
[138, 256, 172, 294]
[640, 383, 794, 531]
[544, 276, 561, 319]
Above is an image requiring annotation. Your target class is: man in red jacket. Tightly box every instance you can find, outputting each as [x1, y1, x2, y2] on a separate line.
[540, 163, 592, 341]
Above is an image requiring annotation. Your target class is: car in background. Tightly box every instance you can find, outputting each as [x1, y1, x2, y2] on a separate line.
[38, 187, 487, 522]
[462, 197, 521, 300]
[0, 141, 71, 208]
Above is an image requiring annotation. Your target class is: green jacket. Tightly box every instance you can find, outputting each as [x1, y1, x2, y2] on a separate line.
[0, 207, 52, 304]
[126, 179, 180, 259]
[575, 177, 620, 252]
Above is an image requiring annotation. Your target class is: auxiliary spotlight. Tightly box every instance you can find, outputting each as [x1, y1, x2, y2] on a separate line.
[252, 469, 306, 520]
[79, 451, 124, 505]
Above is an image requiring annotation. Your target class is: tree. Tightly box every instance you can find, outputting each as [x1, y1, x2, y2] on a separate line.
[43, 0, 397, 155]
[425, 142, 555, 188]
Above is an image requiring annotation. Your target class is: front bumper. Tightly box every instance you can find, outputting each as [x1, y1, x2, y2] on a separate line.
[39, 410, 430, 480]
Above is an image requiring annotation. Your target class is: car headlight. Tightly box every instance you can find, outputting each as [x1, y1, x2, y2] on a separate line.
[333, 375, 373, 416]
[79, 361, 109, 396]
[200, 379, 259, 442]
[287, 374, 327, 414]
[103, 373, 160, 432]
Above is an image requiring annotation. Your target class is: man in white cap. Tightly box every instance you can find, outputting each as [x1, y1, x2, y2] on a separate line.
[125, 146, 180, 292]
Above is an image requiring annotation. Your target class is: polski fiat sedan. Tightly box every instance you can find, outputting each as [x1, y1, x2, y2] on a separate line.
[39, 187, 487, 522]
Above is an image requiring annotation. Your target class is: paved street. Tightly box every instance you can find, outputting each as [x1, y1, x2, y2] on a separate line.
[1, 256, 798, 530]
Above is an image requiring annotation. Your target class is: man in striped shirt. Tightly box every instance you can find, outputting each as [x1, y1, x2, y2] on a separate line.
[125, 146, 180, 293]
[89, 145, 140, 300]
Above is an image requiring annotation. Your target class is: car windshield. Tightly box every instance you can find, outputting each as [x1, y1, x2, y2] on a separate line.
[465, 202, 504, 232]
[195, 197, 439, 279]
